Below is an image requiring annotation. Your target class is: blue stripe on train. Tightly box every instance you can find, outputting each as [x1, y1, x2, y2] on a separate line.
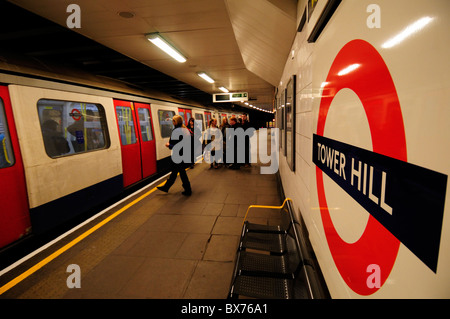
[29, 175, 123, 234]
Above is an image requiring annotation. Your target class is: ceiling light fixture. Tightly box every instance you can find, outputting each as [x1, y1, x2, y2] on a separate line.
[146, 33, 187, 63]
[219, 87, 229, 93]
[197, 72, 215, 83]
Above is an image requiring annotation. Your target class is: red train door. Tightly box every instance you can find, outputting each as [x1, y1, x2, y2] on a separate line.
[0, 85, 31, 248]
[115, 99, 141, 187]
[114, 100, 157, 187]
[185, 109, 192, 123]
[178, 108, 192, 125]
[204, 111, 212, 127]
[135, 102, 157, 178]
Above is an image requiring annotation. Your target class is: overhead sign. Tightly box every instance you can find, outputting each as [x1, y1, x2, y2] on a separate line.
[213, 92, 248, 103]
[314, 39, 447, 295]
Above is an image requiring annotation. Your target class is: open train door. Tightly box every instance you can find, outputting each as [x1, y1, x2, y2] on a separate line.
[0, 85, 31, 248]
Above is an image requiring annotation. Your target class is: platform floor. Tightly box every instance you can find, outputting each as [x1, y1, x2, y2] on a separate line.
[0, 160, 282, 299]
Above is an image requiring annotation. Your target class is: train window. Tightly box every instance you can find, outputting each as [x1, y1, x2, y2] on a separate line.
[179, 110, 185, 121]
[158, 110, 175, 138]
[194, 113, 205, 131]
[138, 108, 153, 142]
[37, 99, 109, 158]
[307, 0, 341, 43]
[0, 98, 15, 168]
[285, 75, 296, 171]
[204, 112, 212, 128]
[116, 106, 137, 145]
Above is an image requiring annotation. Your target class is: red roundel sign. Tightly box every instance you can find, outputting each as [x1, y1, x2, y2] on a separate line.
[70, 108, 82, 121]
[316, 40, 406, 295]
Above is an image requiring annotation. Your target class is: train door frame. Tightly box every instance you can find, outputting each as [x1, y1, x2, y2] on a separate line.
[204, 111, 212, 127]
[178, 108, 192, 126]
[0, 85, 31, 248]
[114, 99, 141, 187]
[114, 99, 157, 187]
[193, 111, 205, 132]
[135, 102, 157, 179]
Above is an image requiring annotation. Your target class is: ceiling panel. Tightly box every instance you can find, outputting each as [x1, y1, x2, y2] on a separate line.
[6, 0, 298, 110]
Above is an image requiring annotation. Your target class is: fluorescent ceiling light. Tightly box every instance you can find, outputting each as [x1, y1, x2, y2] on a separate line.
[146, 33, 186, 63]
[219, 87, 229, 93]
[382, 16, 433, 49]
[197, 72, 215, 83]
[338, 63, 361, 76]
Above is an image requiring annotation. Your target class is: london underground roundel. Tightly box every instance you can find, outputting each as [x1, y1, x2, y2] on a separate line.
[315, 39, 406, 295]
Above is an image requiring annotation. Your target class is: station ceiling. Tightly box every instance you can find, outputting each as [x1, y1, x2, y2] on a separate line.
[4, 0, 298, 111]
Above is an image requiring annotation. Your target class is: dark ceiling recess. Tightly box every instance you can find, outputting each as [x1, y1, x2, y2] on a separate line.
[0, 1, 213, 106]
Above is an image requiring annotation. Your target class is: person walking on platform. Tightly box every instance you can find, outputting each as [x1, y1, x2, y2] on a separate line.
[157, 115, 192, 196]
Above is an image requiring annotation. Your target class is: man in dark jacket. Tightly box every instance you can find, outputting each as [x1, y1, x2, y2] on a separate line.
[227, 116, 241, 170]
[157, 115, 192, 196]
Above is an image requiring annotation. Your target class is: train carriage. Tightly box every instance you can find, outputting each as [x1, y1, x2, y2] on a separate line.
[0, 65, 242, 249]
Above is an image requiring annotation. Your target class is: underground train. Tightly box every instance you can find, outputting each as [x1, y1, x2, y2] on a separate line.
[0, 61, 245, 251]
[275, 0, 449, 298]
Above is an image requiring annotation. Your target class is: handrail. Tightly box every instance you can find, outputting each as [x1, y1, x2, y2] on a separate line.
[242, 197, 292, 225]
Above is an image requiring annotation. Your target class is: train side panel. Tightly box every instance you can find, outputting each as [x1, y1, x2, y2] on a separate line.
[8, 85, 123, 232]
[277, 0, 450, 298]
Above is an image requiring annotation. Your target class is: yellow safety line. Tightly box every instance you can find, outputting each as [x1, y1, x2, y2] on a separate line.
[242, 198, 292, 225]
[0, 183, 163, 295]
[0, 158, 203, 295]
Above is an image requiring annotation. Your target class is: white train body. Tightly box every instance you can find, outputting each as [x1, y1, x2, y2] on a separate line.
[276, 0, 450, 298]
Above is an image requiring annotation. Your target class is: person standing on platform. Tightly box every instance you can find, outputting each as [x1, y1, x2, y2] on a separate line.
[186, 117, 196, 169]
[227, 116, 241, 170]
[220, 117, 230, 166]
[204, 118, 222, 169]
[157, 115, 192, 196]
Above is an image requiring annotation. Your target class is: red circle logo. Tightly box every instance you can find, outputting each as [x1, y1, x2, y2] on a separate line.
[316, 40, 406, 295]
[70, 108, 82, 121]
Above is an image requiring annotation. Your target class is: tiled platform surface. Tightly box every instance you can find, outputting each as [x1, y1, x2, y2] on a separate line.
[1, 161, 282, 299]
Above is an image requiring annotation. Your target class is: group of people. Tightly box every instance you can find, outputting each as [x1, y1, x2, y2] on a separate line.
[157, 114, 252, 196]
[202, 114, 252, 170]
